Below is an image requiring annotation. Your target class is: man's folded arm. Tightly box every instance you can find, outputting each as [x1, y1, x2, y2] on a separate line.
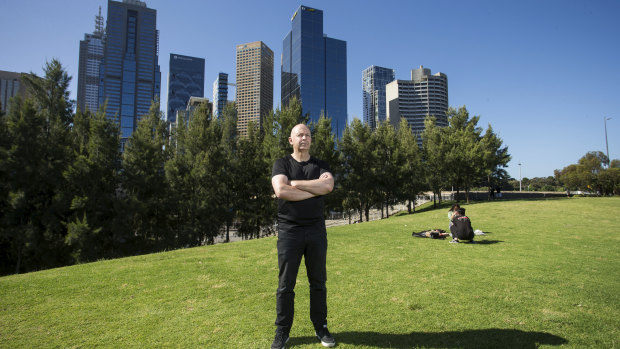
[290, 172, 334, 196]
[272, 174, 316, 201]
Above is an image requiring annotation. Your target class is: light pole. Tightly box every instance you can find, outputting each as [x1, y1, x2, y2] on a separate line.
[605, 117, 611, 167]
[518, 162, 522, 192]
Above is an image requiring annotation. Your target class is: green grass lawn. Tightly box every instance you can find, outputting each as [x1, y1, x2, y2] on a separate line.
[1, 197, 619, 348]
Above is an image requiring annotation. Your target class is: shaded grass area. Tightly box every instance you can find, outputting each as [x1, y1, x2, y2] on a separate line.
[1, 197, 619, 348]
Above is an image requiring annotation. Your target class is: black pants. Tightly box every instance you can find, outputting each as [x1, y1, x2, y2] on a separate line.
[275, 220, 327, 331]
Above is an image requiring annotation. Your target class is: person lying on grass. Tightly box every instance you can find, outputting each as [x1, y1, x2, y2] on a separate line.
[412, 229, 451, 239]
[450, 208, 475, 243]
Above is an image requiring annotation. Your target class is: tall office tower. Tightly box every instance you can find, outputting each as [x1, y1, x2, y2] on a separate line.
[236, 41, 273, 137]
[77, 7, 105, 113]
[386, 65, 448, 145]
[281, 5, 347, 138]
[0, 70, 26, 114]
[362, 65, 395, 131]
[166, 53, 205, 123]
[212, 72, 228, 118]
[99, 0, 161, 147]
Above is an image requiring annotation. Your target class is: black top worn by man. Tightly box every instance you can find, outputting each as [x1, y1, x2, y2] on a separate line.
[450, 208, 475, 242]
[270, 124, 335, 349]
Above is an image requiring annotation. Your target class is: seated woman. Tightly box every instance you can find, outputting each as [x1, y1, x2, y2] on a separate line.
[448, 204, 460, 231]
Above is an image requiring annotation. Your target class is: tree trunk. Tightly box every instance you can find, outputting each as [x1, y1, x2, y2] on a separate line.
[466, 184, 470, 203]
[365, 205, 370, 222]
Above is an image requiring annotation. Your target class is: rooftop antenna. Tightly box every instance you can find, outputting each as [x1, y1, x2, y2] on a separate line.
[95, 6, 104, 36]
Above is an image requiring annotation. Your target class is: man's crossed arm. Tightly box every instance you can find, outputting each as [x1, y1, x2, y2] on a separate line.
[272, 172, 334, 202]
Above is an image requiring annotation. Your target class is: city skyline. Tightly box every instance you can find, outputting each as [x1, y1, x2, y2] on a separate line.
[1, 0, 619, 179]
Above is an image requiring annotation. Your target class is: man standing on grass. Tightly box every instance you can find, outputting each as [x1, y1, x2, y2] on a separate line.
[270, 124, 335, 349]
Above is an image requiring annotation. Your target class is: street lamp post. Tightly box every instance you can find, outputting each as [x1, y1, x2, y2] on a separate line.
[605, 117, 611, 167]
[518, 162, 522, 192]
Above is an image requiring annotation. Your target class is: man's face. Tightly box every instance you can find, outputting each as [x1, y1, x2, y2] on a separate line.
[289, 125, 312, 151]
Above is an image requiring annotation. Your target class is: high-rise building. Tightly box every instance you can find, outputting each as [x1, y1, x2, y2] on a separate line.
[0, 70, 26, 114]
[77, 7, 105, 113]
[166, 53, 205, 123]
[212, 72, 228, 119]
[386, 65, 448, 145]
[99, 0, 161, 146]
[236, 41, 273, 137]
[362, 65, 395, 131]
[281, 5, 347, 138]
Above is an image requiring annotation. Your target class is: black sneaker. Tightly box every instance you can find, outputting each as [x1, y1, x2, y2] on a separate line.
[315, 325, 336, 347]
[271, 328, 289, 349]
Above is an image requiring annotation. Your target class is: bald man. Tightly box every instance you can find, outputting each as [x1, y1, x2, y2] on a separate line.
[270, 124, 336, 348]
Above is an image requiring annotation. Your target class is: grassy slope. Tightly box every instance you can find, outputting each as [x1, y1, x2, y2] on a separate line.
[1, 197, 619, 348]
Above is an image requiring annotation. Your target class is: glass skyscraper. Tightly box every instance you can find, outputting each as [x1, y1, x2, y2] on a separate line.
[77, 7, 105, 113]
[281, 5, 347, 138]
[167, 53, 205, 123]
[99, 0, 161, 145]
[212, 72, 228, 119]
[362, 65, 395, 131]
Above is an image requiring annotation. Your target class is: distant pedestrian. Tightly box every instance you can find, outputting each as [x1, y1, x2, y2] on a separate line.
[496, 186, 502, 199]
[270, 124, 336, 349]
[489, 187, 495, 201]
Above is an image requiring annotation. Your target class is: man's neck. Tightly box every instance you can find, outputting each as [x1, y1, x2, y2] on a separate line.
[291, 151, 310, 162]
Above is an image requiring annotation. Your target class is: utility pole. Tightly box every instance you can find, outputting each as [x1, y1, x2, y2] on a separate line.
[518, 163, 522, 192]
[605, 117, 611, 167]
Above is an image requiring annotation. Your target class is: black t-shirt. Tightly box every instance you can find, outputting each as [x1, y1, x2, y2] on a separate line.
[272, 154, 331, 226]
[450, 215, 474, 240]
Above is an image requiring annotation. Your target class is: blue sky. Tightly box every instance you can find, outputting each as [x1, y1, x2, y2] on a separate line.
[2, 0, 619, 179]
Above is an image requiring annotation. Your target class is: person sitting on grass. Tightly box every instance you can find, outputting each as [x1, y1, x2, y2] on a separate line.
[448, 203, 460, 231]
[450, 208, 475, 243]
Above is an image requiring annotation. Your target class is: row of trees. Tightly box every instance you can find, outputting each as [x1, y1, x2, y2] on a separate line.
[555, 152, 620, 195]
[0, 60, 510, 275]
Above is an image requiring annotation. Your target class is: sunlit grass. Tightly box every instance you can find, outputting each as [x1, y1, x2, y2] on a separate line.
[1, 197, 618, 348]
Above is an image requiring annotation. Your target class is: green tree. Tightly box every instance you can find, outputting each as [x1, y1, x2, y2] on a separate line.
[421, 116, 449, 207]
[339, 119, 375, 221]
[556, 151, 611, 195]
[480, 124, 511, 198]
[371, 121, 399, 217]
[63, 107, 121, 262]
[310, 113, 342, 216]
[219, 102, 238, 242]
[165, 102, 226, 246]
[263, 97, 305, 162]
[598, 168, 620, 195]
[235, 122, 275, 239]
[122, 101, 171, 252]
[0, 60, 75, 274]
[395, 118, 425, 213]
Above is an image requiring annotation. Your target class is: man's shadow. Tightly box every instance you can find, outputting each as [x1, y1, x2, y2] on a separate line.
[289, 329, 567, 348]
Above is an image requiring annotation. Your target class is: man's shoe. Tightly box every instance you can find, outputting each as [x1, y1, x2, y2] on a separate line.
[315, 325, 336, 347]
[450, 238, 459, 243]
[271, 328, 289, 349]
